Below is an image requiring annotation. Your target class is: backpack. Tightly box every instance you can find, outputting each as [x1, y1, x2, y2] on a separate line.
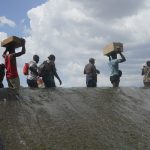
[23, 63, 29, 75]
[38, 61, 52, 77]
[38, 61, 46, 77]
[37, 77, 45, 88]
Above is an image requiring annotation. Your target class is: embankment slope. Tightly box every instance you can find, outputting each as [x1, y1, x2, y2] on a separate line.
[0, 87, 150, 150]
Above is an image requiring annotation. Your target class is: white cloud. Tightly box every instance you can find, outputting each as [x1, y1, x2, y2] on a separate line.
[22, 0, 150, 87]
[0, 16, 16, 27]
[112, 9, 150, 44]
[0, 32, 8, 63]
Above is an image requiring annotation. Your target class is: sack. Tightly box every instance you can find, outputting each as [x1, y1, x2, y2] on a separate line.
[37, 77, 45, 88]
[38, 61, 52, 76]
[23, 63, 29, 75]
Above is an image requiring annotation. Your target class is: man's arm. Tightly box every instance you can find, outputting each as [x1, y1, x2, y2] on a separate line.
[142, 66, 146, 75]
[96, 69, 100, 74]
[54, 72, 62, 85]
[118, 52, 126, 63]
[84, 66, 86, 74]
[13, 38, 26, 57]
[2, 49, 7, 58]
[108, 55, 111, 61]
[53, 65, 62, 85]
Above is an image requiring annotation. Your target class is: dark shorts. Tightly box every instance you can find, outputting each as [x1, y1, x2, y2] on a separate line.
[110, 75, 120, 83]
[27, 79, 38, 88]
[110, 75, 120, 87]
[43, 76, 56, 88]
[86, 78, 97, 87]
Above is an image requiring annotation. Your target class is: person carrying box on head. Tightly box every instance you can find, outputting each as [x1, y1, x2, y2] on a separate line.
[103, 42, 126, 88]
[1, 36, 26, 89]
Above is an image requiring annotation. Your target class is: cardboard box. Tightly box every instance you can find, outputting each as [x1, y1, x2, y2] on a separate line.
[1, 36, 22, 48]
[103, 42, 123, 56]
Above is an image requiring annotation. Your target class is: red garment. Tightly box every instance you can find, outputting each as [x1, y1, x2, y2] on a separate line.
[5, 54, 18, 79]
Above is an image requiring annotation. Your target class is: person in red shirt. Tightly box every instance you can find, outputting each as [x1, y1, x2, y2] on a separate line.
[2, 38, 26, 89]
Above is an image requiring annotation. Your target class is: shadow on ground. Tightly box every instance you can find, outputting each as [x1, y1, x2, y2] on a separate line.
[0, 87, 150, 150]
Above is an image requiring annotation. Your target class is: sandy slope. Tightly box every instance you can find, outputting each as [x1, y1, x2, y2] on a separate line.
[0, 87, 150, 150]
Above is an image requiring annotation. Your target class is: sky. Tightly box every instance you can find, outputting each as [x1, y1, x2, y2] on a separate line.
[0, 0, 150, 87]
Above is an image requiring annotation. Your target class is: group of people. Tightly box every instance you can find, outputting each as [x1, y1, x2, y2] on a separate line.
[0, 39, 62, 89]
[84, 52, 126, 88]
[0, 38, 150, 89]
[84, 52, 150, 88]
[26, 54, 62, 88]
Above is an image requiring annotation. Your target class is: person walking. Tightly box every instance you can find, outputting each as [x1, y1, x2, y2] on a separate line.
[39, 54, 62, 88]
[27, 55, 39, 88]
[108, 52, 126, 88]
[0, 64, 5, 88]
[2, 38, 26, 89]
[84, 58, 100, 87]
[142, 61, 150, 87]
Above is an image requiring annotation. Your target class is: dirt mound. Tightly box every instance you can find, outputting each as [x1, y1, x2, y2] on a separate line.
[0, 87, 150, 150]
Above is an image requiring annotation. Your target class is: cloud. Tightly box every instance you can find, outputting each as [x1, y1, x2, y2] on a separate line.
[0, 32, 7, 63]
[20, 0, 150, 87]
[72, 0, 146, 20]
[0, 16, 16, 27]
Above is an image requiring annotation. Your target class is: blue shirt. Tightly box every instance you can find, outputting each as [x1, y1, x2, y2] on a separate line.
[109, 59, 122, 76]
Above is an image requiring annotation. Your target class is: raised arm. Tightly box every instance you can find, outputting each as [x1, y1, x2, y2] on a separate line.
[118, 52, 126, 63]
[13, 38, 26, 57]
[2, 49, 8, 58]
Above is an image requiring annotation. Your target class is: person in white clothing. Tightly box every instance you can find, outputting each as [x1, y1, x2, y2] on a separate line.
[27, 55, 39, 88]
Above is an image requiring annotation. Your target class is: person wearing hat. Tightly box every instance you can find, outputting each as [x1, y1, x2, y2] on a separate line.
[38, 54, 62, 88]
[27, 55, 40, 88]
[142, 61, 150, 87]
[84, 58, 100, 87]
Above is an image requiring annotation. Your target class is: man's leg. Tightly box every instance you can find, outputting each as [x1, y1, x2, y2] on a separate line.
[110, 75, 120, 88]
[27, 79, 38, 88]
[0, 83, 4, 88]
[7, 77, 20, 89]
[87, 79, 96, 87]
[144, 82, 150, 87]
[112, 80, 120, 88]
